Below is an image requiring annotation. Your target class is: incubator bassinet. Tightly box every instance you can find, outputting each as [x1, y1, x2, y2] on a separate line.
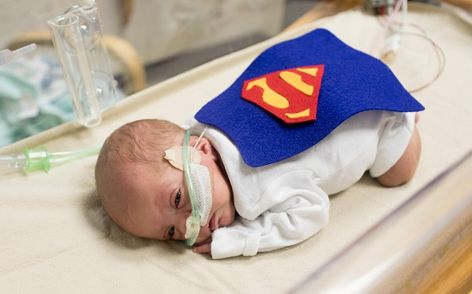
[1, 3, 471, 293]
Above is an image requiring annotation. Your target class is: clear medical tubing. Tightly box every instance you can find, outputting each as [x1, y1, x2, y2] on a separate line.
[182, 129, 201, 246]
[292, 149, 472, 293]
[0, 146, 100, 174]
[47, 3, 117, 128]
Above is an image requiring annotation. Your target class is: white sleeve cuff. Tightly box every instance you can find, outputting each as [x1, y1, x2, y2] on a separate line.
[242, 232, 260, 256]
[211, 229, 261, 259]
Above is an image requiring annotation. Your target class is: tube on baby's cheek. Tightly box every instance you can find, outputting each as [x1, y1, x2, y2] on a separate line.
[176, 128, 214, 246]
[184, 163, 213, 240]
[185, 215, 198, 239]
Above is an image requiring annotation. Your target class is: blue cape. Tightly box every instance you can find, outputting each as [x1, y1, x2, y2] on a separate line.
[195, 29, 424, 167]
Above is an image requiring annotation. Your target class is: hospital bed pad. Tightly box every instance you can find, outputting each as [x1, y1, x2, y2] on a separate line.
[1, 4, 472, 293]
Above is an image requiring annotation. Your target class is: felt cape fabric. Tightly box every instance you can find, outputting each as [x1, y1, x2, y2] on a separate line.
[195, 28, 424, 167]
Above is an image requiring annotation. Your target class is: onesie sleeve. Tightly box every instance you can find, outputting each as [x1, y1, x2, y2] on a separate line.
[210, 170, 329, 259]
[369, 112, 416, 178]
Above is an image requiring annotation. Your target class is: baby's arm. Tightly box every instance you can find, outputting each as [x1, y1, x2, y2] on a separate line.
[208, 170, 329, 259]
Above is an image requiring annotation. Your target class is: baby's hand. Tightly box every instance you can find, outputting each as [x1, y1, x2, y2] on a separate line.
[192, 237, 212, 255]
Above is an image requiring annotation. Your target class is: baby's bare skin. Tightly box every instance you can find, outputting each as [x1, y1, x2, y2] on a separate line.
[376, 114, 421, 187]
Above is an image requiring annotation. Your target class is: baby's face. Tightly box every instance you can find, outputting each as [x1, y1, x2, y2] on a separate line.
[107, 141, 235, 245]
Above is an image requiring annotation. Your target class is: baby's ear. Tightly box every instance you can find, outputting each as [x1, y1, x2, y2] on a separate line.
[192, 137, 217, 161]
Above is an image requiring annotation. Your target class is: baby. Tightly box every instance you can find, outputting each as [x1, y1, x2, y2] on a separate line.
[95, 111, 421, 259]
[94, 29, 423, 259]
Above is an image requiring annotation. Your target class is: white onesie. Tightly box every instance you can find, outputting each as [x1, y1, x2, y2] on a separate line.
[190, 110, 415, 259]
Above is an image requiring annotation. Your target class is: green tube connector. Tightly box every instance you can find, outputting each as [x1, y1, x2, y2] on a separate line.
[23, 147, 51, 173]
[22, 145, 101, 173]
[0, 146, 101, 175]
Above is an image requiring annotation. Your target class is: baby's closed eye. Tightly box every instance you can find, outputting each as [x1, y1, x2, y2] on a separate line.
[175, 189, 182, 208]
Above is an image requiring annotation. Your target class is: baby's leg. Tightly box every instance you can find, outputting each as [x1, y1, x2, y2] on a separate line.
[376, 122, 421, 187]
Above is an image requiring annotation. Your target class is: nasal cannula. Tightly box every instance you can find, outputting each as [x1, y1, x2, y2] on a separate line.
[0, 145, 100, 174]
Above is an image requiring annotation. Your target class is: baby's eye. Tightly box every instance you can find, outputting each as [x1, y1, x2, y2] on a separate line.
[175, 189, 182, 208]
[168, 226, 175, 239]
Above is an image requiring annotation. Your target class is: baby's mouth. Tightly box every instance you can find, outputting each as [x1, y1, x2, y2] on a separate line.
[209, 213, 219, 232]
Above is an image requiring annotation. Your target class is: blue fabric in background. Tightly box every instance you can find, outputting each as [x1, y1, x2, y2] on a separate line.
[195, 28, 424, 167]
[0, 54, 74, 147]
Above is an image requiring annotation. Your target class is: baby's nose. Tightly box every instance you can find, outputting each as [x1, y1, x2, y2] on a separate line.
[182, 200, 193, 212]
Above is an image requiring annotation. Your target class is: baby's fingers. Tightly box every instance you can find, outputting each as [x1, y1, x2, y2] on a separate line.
[193, 242, 211, 255]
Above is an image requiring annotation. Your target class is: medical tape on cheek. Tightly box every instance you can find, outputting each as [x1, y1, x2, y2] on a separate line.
[189, 163, 212, 225]
[164, 129, 213, 245]
[183, 165, 212, 240]
[164, 145, 199, 242]
[188, 129, 213, 227]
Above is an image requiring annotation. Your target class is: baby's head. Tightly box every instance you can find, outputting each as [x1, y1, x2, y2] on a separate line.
[95, 119, 235, 245]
